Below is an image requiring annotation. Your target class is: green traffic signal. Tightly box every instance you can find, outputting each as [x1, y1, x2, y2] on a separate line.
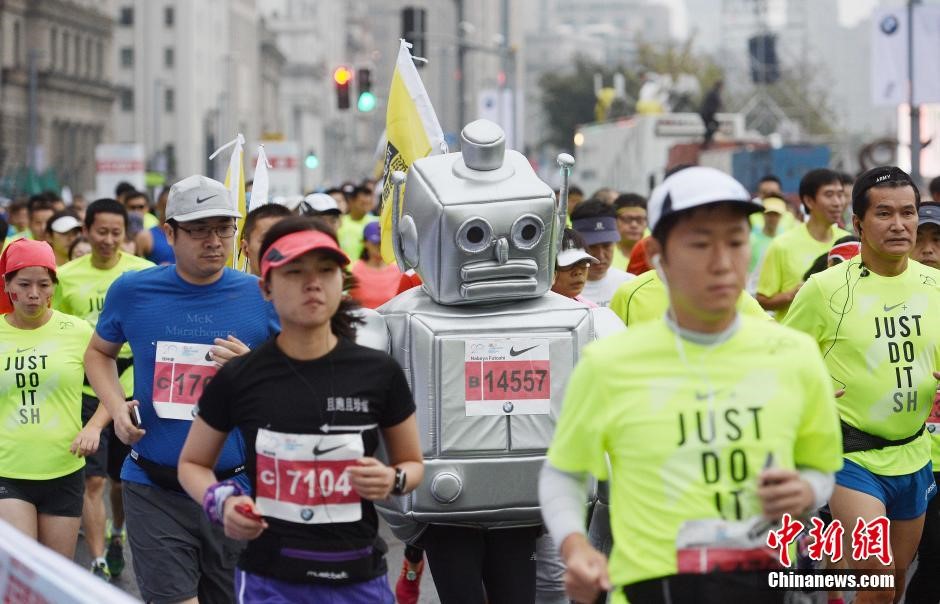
[357, 91, 376, 113]
[304, 153, 319, 169]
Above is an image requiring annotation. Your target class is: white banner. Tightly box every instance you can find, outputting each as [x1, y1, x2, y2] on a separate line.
[0, 519, 138, 603]
[871, 6, 940, 106]
[95, 144, 145, 199]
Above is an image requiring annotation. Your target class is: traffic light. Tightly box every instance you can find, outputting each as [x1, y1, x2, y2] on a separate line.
[333, 66, 353, 110]
[357, 68, 375, 112]
[402, 7, 427, 62]
[304, 150, 319, 170]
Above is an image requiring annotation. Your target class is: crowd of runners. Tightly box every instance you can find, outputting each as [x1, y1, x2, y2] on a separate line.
[1, 157, 940, 604]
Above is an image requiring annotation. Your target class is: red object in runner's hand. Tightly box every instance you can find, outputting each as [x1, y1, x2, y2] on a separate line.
[235, 503, 263, 522]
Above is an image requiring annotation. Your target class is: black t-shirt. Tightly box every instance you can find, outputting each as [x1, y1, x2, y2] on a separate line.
[198, 336, 415, 583]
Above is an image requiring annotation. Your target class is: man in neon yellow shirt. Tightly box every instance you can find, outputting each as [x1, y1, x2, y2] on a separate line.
[337, 184, 379, 260]
[784, 166, 940, 604]
[609, 268, 768, 326]
[540, 166, 842, 603]
[54, 199, 153, 580]
[756, 169, 849, 319]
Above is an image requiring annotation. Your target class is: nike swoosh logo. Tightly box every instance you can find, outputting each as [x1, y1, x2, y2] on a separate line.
[509, 345, 539, 357]
[195, 195, 217, 204]
[695, 391, 717, 401]
[15, 347, 32, 354]
[883, 302, 905, 312]
[313, 444, 346, 456]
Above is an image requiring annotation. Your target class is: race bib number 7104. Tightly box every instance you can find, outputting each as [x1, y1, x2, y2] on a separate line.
[254, 429, 363, 525]
[152, 341, 218, 421]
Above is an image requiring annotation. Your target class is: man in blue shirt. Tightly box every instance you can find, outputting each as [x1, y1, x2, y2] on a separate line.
[85, 175, 278, 604]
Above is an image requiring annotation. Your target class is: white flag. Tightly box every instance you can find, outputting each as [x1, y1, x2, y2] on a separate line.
[250, 145, 271, 212]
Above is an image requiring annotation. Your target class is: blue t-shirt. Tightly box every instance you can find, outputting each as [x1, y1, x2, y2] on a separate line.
[96, 265, 279, 489]
[147, 225, 176, 266]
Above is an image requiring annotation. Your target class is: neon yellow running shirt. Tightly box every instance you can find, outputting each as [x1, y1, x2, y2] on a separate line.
[54, 252, 154, 396]
[609, 270, 768, 326]
[547, 316, 842, 591]
[0, 311, 93, 479]
[784, 259, 940, 476]
[757, 223, 849, 319]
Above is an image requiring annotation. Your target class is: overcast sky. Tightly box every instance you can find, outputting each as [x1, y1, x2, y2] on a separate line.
[655, 0, 881, 38]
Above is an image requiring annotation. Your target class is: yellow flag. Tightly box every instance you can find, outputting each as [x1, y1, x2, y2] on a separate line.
[379, 40, 446, 263]
[212, 134, 247, 270]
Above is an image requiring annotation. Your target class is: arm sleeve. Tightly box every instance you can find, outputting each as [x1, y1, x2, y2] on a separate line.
[547, 346, 609, 479]
[94, 273, 130, 345]
[539, 462, 591, 547]
[798, 468, 835, 510]
[380, 357, 416, 428]
[196, 364, 236, 433]
[755, 243, 782, 297]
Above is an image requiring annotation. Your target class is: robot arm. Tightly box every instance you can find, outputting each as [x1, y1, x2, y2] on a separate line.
[590, 306, 627, 339]
[352, 307, 391, 352]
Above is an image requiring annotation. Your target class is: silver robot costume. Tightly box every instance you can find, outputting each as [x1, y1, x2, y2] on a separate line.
[376, 119, 622, 601]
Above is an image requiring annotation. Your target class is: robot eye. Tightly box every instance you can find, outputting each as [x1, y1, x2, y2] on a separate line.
[510, 215, 544, 250]
[456, 218, 494, 253]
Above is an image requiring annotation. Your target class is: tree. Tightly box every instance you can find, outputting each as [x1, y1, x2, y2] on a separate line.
[538, 57, 610, 149]
[537, 42, 723, 149]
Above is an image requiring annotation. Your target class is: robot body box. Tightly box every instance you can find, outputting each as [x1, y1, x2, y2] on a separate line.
[376, 287, 622, 532]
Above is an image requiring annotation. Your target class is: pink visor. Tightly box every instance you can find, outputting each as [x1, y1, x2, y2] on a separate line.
[0, 239, 57, 314]
[828, 241, 861, 264]
[260, 230, 350, 280]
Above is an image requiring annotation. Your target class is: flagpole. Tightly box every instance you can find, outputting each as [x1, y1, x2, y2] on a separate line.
[908, 0, 921, 185]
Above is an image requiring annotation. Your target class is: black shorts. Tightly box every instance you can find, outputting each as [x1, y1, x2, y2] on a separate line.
[81, 393, 128, 482]
[0, 469, 85, 517]
[81, 393, 109, 478]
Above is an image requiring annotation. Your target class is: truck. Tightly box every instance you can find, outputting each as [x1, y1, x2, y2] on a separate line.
[572, 113, 746, 196]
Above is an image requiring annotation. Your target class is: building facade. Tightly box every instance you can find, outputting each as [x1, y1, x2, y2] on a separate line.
[110, 0, 282, 186]
[0, 0, 115, 195]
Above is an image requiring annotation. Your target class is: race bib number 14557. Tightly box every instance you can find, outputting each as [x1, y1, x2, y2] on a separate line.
[464, 338, 551, 416]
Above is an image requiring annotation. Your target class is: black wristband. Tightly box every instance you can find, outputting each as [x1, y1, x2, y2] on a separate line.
[391, 467, 407, 495]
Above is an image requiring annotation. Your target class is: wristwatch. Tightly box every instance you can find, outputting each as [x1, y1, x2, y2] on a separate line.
[391, 467, 407, 496]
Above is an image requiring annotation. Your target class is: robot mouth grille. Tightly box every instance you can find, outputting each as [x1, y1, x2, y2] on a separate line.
[459, 259, 539, 282]
[460, 279, 540, 299]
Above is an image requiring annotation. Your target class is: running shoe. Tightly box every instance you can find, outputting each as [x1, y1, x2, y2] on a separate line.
[105, 527, 126, 578]
[394, 558, 424, 604]
[90, 559, 111, 581]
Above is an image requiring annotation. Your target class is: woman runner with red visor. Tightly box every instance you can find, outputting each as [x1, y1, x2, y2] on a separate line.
[0, 239, 95, 558]
[179, 216, 423, 603]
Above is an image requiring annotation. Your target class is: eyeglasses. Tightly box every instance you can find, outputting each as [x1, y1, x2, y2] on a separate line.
[617, 214, 647, 225]
[176, 224, 237, 240]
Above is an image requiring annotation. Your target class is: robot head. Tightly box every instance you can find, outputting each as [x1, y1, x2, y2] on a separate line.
[394, 120, 560, 305]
